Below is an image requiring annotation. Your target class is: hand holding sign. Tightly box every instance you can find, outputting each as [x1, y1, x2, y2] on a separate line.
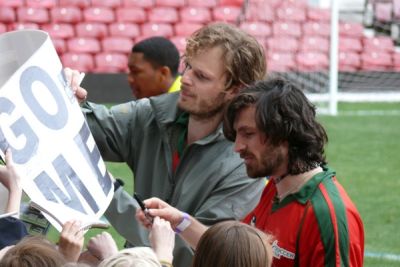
[0, 30, 113, 230]
[63, 68, 87, 104]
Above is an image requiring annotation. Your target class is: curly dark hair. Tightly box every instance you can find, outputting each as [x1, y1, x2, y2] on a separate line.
[224, 78, 328, 175]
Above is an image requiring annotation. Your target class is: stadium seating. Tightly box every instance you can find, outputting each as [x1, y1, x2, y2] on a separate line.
[1, 0, 398, 73]
[108, 22, 140, 38]
[51, 7, 82, 23]
[26, 0, 57, 8]
[59, 0, 91, 8]
[175, 22, 203, 36]
[180, 7, 212, 23]
[67, 38, 101, 54]
[61, 52, 94, 72]
[212, 6, 242, 22]
[148, 7, 179, 23]
[187, 0, 218, 8]
[17, 7, 49, 24]
[0, 7, 16, 23]
[95, 53, 128, 72]
[122, 0, 154, 8]
[76, 22, 108, 38]
[115, 7, 146, 23]
[41, 23, 74, 39]
[102, 37, 133, 53]
[83, 7, 115, 24]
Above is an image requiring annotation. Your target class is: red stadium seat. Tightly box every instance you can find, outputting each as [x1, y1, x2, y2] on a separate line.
[0, 23, 6, 33]
[26, 0, 57, 8]
[155, 0, 185, 8]
[51, 7, 82, 23]
[122, 0, 154, 8]
[363, 36, 395, 53]
[41, 23, 75, 39]
[339, 22, 364, 38]
[115, 7, 147, 23]
[213, 6, 241, 22]
[59, 0, 91, 8]
[187, 0, 217, 8]
[170, 36, 187, 52]
[277, 6, 306, 22]
[0, 0, 24, 8]
[267, 52, 295, 72]
[61, 53, 95, 72]
[307, 7, 331, 22]
[394, 0, 400, 20]
[180, 7, 211, 23]
[273, 22, 302, 38]
[219, 0, 244, 6]
[375, 2, 393, 22]
[8, 23, 39, 31]
[52, 38, 67, 54]
[280, 0, 308, 8]
[109, 23, 140, 38]
[0, 7, 16, 23]
[148, 7, 179, 23]
[91, 0, 122, 8]
[301, 36, 329, 53]
[17, 7, 49, 24]
[140, 23, 174, 38]
[102, 37, 133, 53]
[361, 51, 392, 70]
[244, 4, 274, 22]
[240, 22, 271, 37]
[76, 22, 108, 38]
[67, 38, 101, 54]
[95, 53, 128, 73]
[267, 37, 299, 53]
[393, 52, 400, 70]
[339, 37, 362, 52]
[339, 52, 361, 70]
[303, 22, 330, 37]
[296, 51, 329, 71]
[84, 7, 115, 23]
[175, 23, 203, 36]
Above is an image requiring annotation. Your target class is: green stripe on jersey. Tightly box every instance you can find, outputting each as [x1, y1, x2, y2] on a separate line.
[312, 186, 336, 267]
[322, 178, 350, 267]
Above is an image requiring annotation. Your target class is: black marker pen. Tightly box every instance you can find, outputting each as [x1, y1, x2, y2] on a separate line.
[134, 192, 154, 224]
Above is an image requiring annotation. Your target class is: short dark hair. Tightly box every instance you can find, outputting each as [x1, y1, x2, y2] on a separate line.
[132, 36, 180, 77]
[224, 78, 328, 175]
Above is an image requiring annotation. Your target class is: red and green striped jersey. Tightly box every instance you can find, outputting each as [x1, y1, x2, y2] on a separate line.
[242, 166, 364, 267]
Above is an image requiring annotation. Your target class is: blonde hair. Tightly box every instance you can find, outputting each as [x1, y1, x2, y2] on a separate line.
[185, 22, 266, 90]
[98, 247, 161, 267]
[0, 236, 66, 267]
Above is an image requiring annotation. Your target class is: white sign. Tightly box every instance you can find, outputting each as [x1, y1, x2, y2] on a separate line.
[0, 30, 113, 231]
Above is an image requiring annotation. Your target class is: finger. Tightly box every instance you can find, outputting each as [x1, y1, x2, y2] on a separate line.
[143, 197, 167, 208]
[4, 149, 12, 165]
[61, 220, 75, 233]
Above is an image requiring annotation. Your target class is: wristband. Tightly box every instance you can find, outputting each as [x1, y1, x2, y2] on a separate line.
[174, 212, 191, 234]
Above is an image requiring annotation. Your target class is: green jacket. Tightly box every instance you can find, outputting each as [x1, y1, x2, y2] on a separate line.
[82, 92, 264, 267]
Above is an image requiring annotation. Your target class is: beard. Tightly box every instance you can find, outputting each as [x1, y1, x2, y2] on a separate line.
[242, 146, 286, 178]
[178, 91, 227, 120]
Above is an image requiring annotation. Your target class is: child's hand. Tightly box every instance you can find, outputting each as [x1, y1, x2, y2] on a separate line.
[0, 149, 22, 213]
[58, 220, 85, 262]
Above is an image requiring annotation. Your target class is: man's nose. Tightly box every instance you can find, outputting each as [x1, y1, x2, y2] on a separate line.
[234, 138, 245, 153]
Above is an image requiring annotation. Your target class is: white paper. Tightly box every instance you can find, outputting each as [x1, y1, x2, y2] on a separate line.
[0, 30, 113, 231]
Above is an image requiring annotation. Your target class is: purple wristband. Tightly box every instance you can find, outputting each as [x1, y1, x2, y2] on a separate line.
[174, 212, 191, 234]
